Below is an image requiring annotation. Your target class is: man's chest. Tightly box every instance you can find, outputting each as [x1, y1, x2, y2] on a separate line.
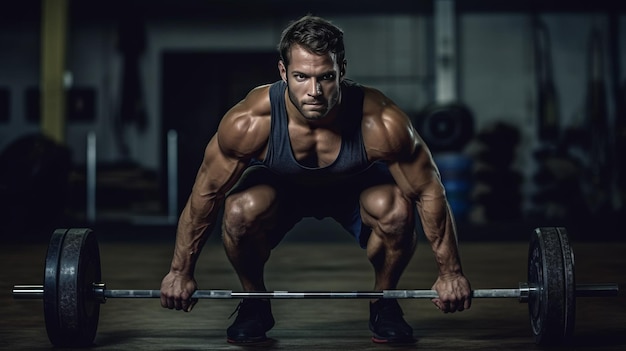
[288, 125, 342, 168]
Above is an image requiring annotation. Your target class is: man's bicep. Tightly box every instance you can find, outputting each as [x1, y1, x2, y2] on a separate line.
[388, 144, 443, 201]
[192, 136, 248, 198]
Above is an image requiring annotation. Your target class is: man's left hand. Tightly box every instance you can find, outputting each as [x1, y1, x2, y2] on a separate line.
[431, 274, 472, 313]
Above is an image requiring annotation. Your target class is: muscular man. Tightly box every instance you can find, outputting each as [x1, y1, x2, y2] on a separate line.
[160, 15, 472, 344]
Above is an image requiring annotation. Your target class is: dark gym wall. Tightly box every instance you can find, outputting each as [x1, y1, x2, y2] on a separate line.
[0, 1, 625, 239]
[161, 52, 279, 214]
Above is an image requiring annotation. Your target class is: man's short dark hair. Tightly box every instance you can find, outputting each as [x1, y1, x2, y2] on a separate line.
[278, 15, 346, 69]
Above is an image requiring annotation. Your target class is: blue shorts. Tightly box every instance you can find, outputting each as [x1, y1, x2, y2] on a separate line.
[227, 162, 395, 248]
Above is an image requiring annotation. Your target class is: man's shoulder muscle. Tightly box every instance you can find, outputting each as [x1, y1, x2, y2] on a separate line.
[218, 84, 272, 158]
[360, 87, 418, 160]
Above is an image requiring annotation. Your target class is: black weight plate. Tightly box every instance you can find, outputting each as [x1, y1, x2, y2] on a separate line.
[528, 227, 567, 346]
[414, 103, 474, 152]
[43, 228, 69, 347]
[56, 228, 102, 347]
[556, 227, 576, 341]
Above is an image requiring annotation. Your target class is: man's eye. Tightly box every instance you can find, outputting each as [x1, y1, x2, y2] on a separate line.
[295, 74, 306, 80]
[322, 74, 336, 80]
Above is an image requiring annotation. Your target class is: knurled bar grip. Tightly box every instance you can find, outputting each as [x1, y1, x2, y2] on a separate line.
[12, 283, 619, 300]
[104, 289, 521, 299]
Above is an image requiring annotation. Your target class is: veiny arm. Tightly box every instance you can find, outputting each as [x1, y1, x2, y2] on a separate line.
[161, 85, 271, 311]
[362, 88, 471, 312]
[169, 135, 248, 276]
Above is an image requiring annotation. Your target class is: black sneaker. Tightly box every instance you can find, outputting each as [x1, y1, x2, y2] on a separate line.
[226, 299, 275, 344]
[369, 299, 415, 343]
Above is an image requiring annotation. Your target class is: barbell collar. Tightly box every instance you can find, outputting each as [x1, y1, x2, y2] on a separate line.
[94, 282, 106, 303]
[519, 283, 530, 303]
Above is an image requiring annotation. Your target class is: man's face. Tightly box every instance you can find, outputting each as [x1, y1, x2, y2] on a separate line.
[279, 45, 344, 121]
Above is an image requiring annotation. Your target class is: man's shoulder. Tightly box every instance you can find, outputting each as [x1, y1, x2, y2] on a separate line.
[360, 86, 398, 124]
[247, 83, 273, 104]
[359, 85, 416, 158]
[216, 84, 274, 157]
[231, 84, 274, 119]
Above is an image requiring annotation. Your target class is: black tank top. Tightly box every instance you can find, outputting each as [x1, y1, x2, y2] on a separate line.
[260, 80, 371, 186]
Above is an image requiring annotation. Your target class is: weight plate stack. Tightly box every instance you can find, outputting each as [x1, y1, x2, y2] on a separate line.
[44, 228, 101, 347]
[528, 227, 575, 346]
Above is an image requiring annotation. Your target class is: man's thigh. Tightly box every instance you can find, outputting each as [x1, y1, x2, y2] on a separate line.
[226, 165, 302, 246]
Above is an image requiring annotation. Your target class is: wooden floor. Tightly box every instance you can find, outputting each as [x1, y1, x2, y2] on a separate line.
[1, 228, 625, 350]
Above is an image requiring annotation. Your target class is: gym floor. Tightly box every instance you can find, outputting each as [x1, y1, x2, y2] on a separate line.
[1, 223, 625, 351]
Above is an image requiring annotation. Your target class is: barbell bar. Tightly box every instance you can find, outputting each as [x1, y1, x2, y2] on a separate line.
[13, 283, 618, 301]
[11, 227, 620, 348]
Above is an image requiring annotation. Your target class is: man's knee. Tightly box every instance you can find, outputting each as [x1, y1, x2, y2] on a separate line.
[361, 185, 413, 222]
[361, 185, 414, 239]
[223, 185, 277, 240]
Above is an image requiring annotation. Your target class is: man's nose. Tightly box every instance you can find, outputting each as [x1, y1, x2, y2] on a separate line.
[309, 79, 322, 96]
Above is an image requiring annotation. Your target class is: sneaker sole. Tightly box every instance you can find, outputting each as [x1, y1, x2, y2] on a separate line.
[371, 335, 416, 344]
[227, 335, 268, 344]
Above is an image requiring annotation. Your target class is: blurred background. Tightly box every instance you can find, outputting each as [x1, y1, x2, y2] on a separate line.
[0, 0, 624, 243]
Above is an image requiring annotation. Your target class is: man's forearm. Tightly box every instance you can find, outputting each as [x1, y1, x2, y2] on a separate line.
[169, 194, 223, 275]
[418, 196, 463, 276]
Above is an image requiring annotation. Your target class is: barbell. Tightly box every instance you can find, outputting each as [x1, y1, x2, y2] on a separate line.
[12, 227, 619, 347]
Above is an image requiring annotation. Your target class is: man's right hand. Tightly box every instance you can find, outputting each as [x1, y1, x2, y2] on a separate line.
[160, 271, 198, 312]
